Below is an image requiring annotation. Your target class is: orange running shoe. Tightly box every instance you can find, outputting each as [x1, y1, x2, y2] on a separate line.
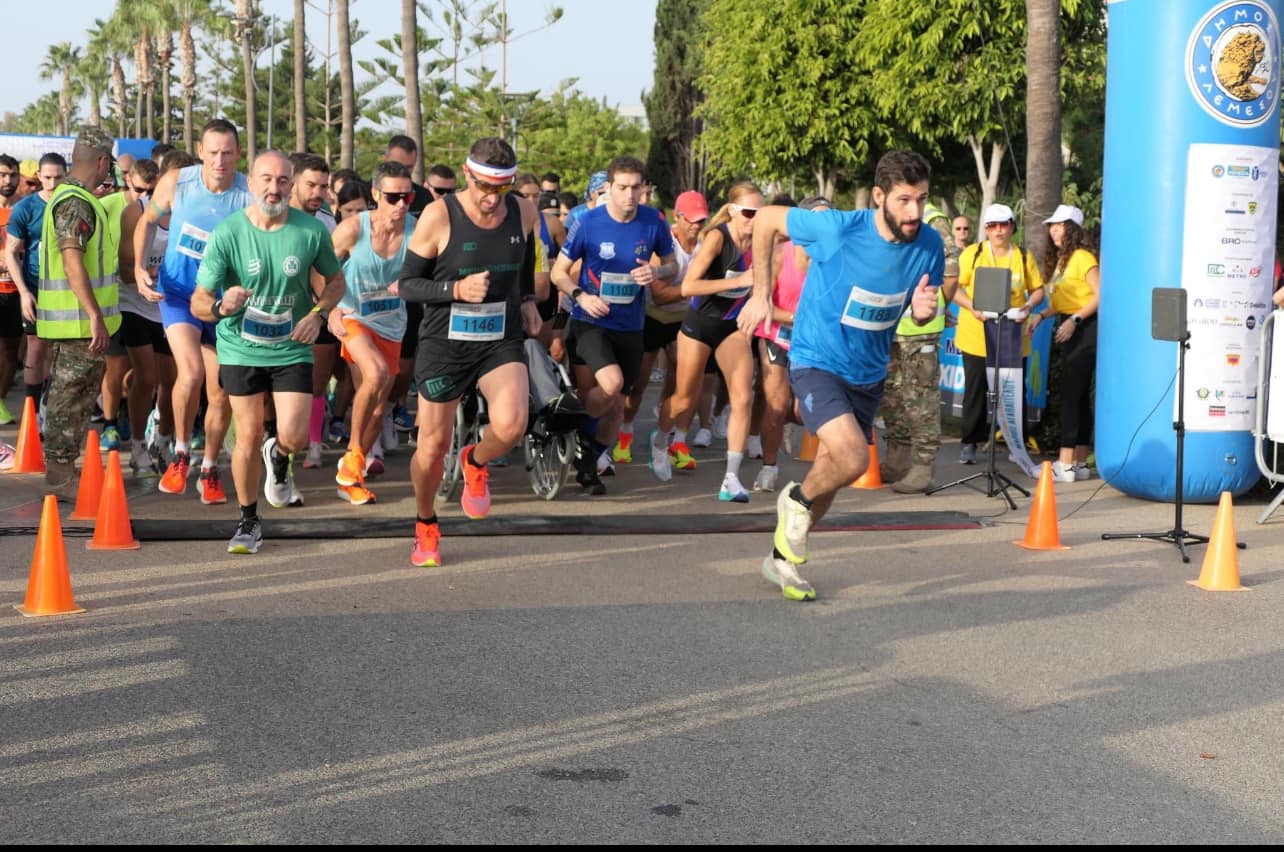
[197, 465, 228, 504]
[411, 520, 441, 567]
[336, 483, 377, 505]
[459, 444, 491, 519]
[158, 451, 191, 495]
[668, 441, 697, 471]
[335, 449, 365, 487]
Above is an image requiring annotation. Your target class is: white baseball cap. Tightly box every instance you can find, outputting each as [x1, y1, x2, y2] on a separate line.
[981, 203, 1015, 226]
[1043, 203, 1084, 227]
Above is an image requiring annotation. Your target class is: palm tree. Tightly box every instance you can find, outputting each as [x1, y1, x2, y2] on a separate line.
[157, 27, 176, 143]
[94, 14, 132, 138]
[294, 0, 307, 152]
[235, 0, 258, 164]
[39, 42, 81, 137]
[82, 23, 114, 129]
[337, 0, 355, 168]
[402, 0, 423, 181]
[1025, 0, 1062, 264]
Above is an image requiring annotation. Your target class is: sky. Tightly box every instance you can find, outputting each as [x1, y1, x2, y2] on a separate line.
[2, 0, 657, 128]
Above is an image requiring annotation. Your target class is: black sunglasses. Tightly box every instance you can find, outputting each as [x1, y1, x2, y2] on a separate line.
[131, 184, 154, 195]
[381, 191, 414, 205]
[428, 185, 456, 195]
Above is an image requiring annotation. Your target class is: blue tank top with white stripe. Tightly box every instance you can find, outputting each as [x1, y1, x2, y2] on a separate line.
[339, 211, 416, 341]
[157, 164, 254, 299]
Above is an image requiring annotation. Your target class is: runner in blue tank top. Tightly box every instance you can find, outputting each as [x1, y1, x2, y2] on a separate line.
[550, 155, 676, 496]
[736, 150, 945, 602]
[327, 160, 418, 507]
[133, 119, 255, 507]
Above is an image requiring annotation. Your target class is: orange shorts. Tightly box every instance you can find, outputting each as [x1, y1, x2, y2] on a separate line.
[340, 318, 402, 376]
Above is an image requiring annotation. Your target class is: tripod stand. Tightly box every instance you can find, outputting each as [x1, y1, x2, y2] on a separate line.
[1101, 328, 1227, 563]
[928, 310, 1030, 510]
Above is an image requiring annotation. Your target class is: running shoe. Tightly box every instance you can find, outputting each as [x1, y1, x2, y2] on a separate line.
[712, 411, 729, 440]
[576, 469, 607, 495]
[36, 396, 46, 435]
[959, 443, 977, 464]
[327, 418, 350, 445]
[459, 444, 491, 519]
[197, 465, 228, 505]
[227, 516, 263, 555]
[0, 399, 12, 425]
[382, 412, 398, 451]
[648, 429, 672, 481]
[1074, 462, 1094, 481]
[365, 454, 385, 478]
[612, 432, 633, 464]
[597, 450, 615, 477]
[774, 483, 812, 565]
[90, 399, 104, 423]
[336, 449, 365, 487]
[392, 405, 416, 432]
[190, 428, 205, 452]
[130, 448, 158, 478]
[753, 465, 779, 493]
[489, 454, 511, 468]
[746, 434, 764, 460]
[262, 437, 301, 508]
[761, 554, 816, 602]
[692, 428, 713, 448]
[158, 451, 191, 495]
[1051, 460, 1076, 483]
[0, 440, 14, 472]
[303, 441, 324, 469]
[99, 425, 121, 451]
[718, 472, 750, 503]
[411, 520, 441, 567]
[668, 441, 697, 471]
[337, 483, 377, 505]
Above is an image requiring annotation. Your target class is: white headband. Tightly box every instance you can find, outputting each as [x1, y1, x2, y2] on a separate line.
[466, 157, 518, 181]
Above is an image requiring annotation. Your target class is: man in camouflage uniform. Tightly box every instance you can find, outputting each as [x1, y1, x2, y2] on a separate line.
[38, 126, 121, 499]
[878, 201, 959, 493]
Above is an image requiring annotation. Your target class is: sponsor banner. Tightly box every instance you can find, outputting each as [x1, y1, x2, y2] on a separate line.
[1181, 142, 1277, 431]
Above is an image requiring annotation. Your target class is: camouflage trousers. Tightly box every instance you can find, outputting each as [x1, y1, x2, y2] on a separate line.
[44, 339, 106, 465]
[880, 333, 941, 466]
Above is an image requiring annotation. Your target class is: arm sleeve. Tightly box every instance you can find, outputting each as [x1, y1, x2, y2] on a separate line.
[397, 249, 455, 304]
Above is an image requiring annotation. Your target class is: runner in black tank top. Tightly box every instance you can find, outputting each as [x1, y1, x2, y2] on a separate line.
[397, 137, 542, 569]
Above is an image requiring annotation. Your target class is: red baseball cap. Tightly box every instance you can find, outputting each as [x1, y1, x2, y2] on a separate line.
[674, 190, 709, 222]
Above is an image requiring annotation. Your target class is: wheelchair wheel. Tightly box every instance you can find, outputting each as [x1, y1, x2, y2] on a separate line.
[526, 433, 570, 501]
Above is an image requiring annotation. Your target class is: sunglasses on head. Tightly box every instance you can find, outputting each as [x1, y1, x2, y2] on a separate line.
[731, 204, 758, 219]
[381, 190, 414, 205]
[428, 184, 456, 196]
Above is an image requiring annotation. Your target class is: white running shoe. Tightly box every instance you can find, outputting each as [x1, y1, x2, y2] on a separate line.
[753, 465, 779, 493]
[1074, 462, 1093, 481]
[381, 411, 397, 452]
[774, 483, 813, 564]
[0, 440, 14, 472]
[692, 428, 713, 448]
[718, 472, 749, 503]
[1050, 460, 1077, 483]
[648, 429, 672, 481]
[303, 441, 323, 469]
[761, 554, 816, 601]
[262, 437, 303, 508]
[746, 434, 763, 459]
[712, 411, 729, 440]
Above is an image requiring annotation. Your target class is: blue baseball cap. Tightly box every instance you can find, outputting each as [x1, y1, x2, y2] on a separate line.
[585, 170, 608, 201]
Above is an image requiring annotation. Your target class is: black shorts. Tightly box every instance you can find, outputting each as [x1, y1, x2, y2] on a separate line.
[680, 307, 739, 350]
[0, 291, 21, 339]
[414, 337, 525, 403]
[760, 337, 790, 368]
[220, 361, 313, 396]
[567, 320, 643, 393]
[314, 320, 338, 346]
[401, 302, 424, 358]
[643, 313, 682, 353]
[119, 311, 172, 355]
[537, 290, 559, 322]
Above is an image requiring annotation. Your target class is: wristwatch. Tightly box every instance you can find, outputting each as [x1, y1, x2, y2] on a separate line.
[211, 298, 224, 319]
[570, 287, 583, 303]
[1070, 315, 1082, 325]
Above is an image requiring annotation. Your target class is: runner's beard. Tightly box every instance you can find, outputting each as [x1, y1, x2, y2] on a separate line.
[882, 204, 921, 244]
[259, 196, 289, 217]
[0, 185, 15, 198]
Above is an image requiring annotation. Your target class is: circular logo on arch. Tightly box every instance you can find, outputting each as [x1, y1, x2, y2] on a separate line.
[1187, 0, 1281, 127]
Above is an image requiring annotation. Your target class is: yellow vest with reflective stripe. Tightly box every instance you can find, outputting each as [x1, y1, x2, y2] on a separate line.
[896, 202, 948, 336]
[36, 182, 121, 339]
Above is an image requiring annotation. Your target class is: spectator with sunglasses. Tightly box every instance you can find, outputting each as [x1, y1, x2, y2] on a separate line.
[648, 181, 763, 504]
[398, 136, 544, 567]
[383, 135, 430, 216]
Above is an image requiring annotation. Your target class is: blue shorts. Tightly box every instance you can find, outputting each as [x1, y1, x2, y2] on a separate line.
[159, 292, 218, 347]
[789, 366, 882, 442]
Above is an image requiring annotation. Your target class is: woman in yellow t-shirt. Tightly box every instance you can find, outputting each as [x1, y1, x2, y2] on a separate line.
[952, 203, 1044, 462]
[1027, 204, 1100, 483]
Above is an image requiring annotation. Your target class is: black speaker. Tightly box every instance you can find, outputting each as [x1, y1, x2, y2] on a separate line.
[1151, 287, 1188, 342]
[972, 267, 1012, 315]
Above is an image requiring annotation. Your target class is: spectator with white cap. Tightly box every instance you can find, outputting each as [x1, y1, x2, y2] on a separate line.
[1028, 203, 1099, 482]
[951, 202, 1045, 464]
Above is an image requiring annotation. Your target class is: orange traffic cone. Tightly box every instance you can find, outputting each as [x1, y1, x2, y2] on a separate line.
[852, 429, 884, 489]
[15, 495, 85, 617]
[7, 396, 45, 474]
[87, 450, 139, 551]
[1189, 491, 1249, 592]
[797, 430, 819, 462]
[69, 429, 104, 521]
[1015, 462, 1070, 550]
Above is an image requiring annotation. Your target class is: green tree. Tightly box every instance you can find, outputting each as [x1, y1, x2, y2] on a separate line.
[698, 0, 880, 198]
[644, 0, 709, 206]
[40, 42, 81, 137]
